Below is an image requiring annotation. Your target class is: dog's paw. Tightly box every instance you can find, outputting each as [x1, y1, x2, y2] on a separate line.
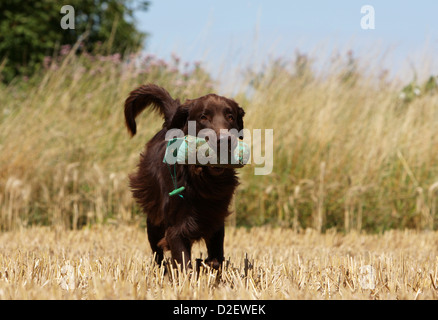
[205, 257, 224, 270]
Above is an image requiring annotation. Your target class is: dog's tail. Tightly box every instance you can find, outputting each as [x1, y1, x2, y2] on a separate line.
[124, 84, 180, 136]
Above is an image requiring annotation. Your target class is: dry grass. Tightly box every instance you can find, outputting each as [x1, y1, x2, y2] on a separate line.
[1, 47, 438, 231]
[1, 225, 437, 300]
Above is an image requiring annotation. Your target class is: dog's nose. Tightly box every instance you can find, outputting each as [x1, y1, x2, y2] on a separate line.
[216, 133, 237, 165]
[218, 133, 237, 152]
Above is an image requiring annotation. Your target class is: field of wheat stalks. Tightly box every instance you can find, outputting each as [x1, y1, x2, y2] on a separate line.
[0, 225, 437, 299]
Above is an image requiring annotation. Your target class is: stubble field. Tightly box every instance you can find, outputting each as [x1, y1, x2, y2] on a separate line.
[1, 225, 437, 300]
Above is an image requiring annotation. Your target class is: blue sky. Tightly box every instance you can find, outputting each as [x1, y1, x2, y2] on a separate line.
[135, 1, 438, 80]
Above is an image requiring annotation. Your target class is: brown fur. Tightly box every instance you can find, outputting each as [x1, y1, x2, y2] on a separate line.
[124, 84, 245, 268]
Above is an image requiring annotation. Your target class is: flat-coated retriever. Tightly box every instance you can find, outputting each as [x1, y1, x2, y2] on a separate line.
[124, 84, 245, 269]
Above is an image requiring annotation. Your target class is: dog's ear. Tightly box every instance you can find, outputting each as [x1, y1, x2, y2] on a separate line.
[236, 106, 245, 131]
[124, 84, 179, 136]
[236, 105, 245, 139]
[168, 105, 190, 130]
[227, 99, 245, 138]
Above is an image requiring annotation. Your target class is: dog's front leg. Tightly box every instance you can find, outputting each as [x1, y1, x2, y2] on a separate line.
[205, 225, 225, 270]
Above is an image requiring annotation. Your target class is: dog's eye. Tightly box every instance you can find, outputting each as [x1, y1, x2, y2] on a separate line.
[227, 114, 234, 121]
[200, 114, 208, 121]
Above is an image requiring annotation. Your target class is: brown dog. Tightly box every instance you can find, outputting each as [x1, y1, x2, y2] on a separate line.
[124, 84, 245, 269]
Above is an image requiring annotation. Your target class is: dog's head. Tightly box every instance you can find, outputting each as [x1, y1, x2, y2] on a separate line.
[169, 93, 245, 176]
[169, 93, 245, 139]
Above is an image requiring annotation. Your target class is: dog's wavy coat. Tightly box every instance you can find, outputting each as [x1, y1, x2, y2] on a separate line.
[124, 84, 245, 268]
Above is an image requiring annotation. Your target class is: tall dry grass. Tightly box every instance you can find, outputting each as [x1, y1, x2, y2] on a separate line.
[237, 52, 438, 231]
[0, 46, 438, 231]
[0, 48, 213, 230]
